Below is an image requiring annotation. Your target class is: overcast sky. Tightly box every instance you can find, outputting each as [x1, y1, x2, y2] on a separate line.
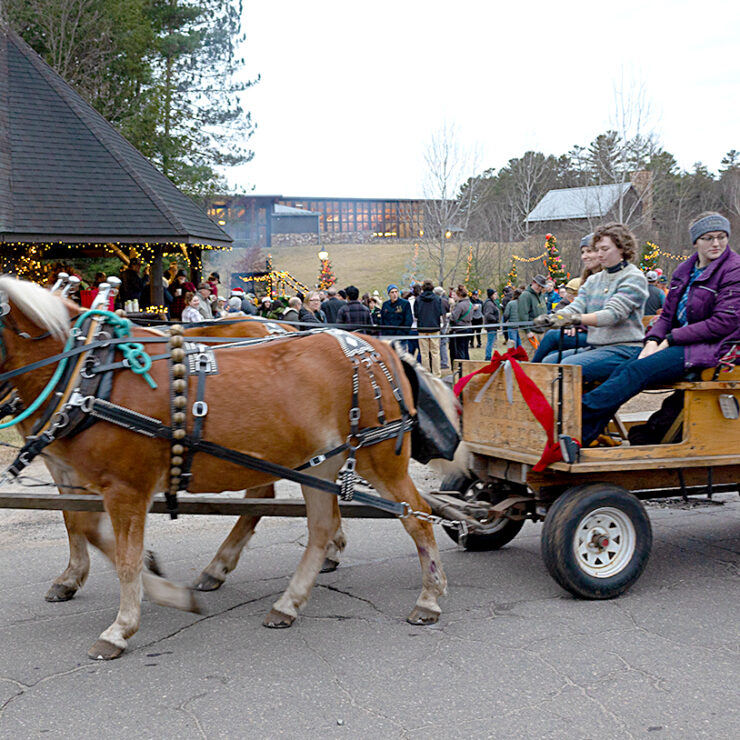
[227, 0, 740, 199]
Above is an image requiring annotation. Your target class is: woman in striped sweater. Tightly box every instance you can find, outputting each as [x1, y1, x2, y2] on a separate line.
[533, 222, 648, 382]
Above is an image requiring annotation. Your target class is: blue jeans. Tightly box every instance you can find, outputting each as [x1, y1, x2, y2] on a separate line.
[532, 329, 587, 363]
[507, 328, 521, 347]
[485, 330, 497, 360]
[552, 344, 642, 383]
[581, 346, 687, 445]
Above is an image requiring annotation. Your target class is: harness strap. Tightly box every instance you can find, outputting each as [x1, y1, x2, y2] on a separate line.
[81, 396, 406, 516]
[0, 335, 168, 385]
[179, 352, 210, 495]
[374, 351, 413, 454]
[167, 326, 188, 518]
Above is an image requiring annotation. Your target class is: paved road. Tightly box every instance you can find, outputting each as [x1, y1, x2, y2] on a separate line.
[0, 462, 738, 739]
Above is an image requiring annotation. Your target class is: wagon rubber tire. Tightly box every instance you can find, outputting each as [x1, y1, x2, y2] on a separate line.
[440, 474, 525, 551]
[541, 483, 652, 600]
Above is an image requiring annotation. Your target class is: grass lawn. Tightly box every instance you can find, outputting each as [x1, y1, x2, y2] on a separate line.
[266, 241, 426, 294]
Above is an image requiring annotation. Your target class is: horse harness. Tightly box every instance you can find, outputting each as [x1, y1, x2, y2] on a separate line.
[0, 311, 416, 519]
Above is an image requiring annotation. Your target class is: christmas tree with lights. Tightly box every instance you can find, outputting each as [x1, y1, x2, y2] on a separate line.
[506, 258, 518, 287]
[544, 233, 567, 284]
[317, 255, 336, 289]
[639, 241, 659, 273]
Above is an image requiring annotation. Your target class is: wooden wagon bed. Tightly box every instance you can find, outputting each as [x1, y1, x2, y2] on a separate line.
[457, 360, 740, 497]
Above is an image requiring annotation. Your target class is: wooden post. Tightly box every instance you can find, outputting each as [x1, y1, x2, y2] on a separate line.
[151, 246, 164, 307]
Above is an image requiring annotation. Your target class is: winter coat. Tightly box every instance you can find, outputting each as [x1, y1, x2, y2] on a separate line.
[645, 246, 740, 369]
[482, 298, 500, 325]
[503, 298, 518, 324]
[298, 306, 321, 325]
[336, 300, 372, 331]
[414, 290, 443, 330]
[282, 308, 300, 324]
[516, 287, 546, 323]
[380, 297, 413, 335]
[321, 296, 344, 323]
[168, 280, 196, 319]
[450, 297, 473, 327]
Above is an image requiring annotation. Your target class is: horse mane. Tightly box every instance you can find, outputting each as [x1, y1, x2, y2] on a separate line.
[0, 275, 71, 342]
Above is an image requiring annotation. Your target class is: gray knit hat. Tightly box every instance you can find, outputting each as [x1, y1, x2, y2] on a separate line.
[689, 214, 731, 244]
[580, 233, 593, 248]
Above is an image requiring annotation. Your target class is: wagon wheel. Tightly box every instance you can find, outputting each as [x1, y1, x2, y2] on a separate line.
[440, 474, 525, 551]
[541, 483, 652, 600]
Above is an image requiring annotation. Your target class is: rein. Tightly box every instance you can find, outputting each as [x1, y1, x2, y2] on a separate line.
[0, 309, 417, 521]
[0, 309, 157, 430]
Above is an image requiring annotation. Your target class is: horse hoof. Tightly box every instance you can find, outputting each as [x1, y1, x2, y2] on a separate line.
[87, 639, 124, 661]
[320, 558, 339, 573]
[406, 606, 440, 626]
[187, 591, 204, 615]
[144, 550, 164, 577]
[193, 573, 224, 592]
[262, 609, 295, 629]
[45, 583, 77, 602]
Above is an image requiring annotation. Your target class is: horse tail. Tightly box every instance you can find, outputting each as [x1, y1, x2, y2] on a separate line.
[390, 342, 470, 478]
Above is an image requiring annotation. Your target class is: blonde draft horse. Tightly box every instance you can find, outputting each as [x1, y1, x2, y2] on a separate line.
[0, 277, 451, 660]
[46, 315, 349, 603]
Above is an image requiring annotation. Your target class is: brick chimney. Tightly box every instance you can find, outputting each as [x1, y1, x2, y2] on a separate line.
[630, 170, 654, 228]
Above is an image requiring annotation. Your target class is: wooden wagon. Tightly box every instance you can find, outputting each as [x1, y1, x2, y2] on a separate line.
[431, 360, 740, 598]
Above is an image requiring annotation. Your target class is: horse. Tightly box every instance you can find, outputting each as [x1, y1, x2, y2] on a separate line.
[0, 276, 456, 660]
[44, 315, 350, 603]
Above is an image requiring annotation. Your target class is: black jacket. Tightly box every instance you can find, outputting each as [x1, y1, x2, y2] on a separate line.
[321, 296, 344, 323]
[336, 300, 372, 331]
[482, 298, 500, 324]
[413, 290, 443, 330]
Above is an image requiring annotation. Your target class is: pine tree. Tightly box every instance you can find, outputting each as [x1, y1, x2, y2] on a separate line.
[639, 241, 660, 272]
[318, 258, 336, 289]
[544, 233, 567, 284]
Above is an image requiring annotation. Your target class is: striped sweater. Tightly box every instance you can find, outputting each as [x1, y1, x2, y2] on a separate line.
[562, 262, 648, 347]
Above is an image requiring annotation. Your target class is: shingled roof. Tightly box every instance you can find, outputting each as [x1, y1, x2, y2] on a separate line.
[526, 183, 633, 223]
[0, 27, 231, 247]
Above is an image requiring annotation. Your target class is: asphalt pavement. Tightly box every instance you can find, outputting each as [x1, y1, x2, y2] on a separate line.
[0, 461, 738, 739]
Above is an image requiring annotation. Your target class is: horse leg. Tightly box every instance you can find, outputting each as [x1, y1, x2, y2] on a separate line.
[365, 471, 447, 625]
[264, 485, 339, 628]
[88, 490, 150, 660]
[195, 485, 347, 589]
[193, 483, 274, 591]
[88, 490, 198, 660]
[45, 510, 96, 601]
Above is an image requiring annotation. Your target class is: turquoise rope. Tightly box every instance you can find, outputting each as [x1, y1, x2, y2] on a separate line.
[0, 309, 157, 430]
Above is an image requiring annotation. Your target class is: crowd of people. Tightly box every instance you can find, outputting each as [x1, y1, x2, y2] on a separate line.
[40, 210, 740, 446]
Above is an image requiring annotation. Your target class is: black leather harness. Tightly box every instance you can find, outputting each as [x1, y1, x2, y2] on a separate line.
[1, 322, 419, 520]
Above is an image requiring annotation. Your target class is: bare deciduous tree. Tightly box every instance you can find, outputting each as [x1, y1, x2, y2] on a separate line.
[421, 123, 482, 286]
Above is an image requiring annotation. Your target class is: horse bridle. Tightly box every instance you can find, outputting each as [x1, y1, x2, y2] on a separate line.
[0, 290, 53, 364]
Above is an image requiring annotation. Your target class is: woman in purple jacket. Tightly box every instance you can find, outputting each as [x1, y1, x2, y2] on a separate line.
[579, 212, 740, 446]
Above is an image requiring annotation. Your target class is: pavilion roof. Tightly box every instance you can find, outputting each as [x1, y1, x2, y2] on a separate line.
[0, 27, 231, 249]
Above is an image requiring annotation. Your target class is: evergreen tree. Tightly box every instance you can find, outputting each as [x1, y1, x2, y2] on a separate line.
[6, 0, 256, 194]
[639, 241, 660, 272]
[506, 259, 518, 287]
[543, 234, 567, 284]
[317, 258, 336, 290]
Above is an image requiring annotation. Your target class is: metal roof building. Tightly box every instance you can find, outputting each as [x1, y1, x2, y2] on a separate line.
[526, 183, 633, 223]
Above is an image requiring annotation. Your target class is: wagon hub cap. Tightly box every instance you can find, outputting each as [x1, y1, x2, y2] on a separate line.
[574, 507, 637, 578]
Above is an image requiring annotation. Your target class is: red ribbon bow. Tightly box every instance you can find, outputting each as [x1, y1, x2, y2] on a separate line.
[454, 347, 574, 471]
